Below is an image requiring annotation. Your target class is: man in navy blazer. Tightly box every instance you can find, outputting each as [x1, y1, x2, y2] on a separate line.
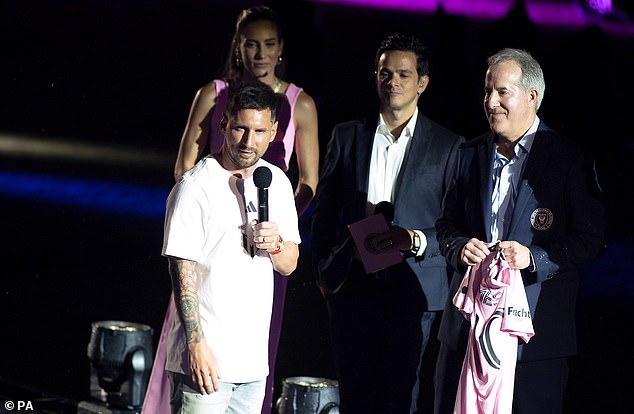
[311, 33, 464, 413]
[433, 48, 605, 414]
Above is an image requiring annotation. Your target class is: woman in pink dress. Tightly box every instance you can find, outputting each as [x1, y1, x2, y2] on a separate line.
[144, 6, 319, 413]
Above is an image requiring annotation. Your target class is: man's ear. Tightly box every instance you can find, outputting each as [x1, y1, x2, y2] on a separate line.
[417, 75, 429, 94]
[528, 88, 539, 108]
[220, 114, 228, 132]
[269, 121, 279, 143]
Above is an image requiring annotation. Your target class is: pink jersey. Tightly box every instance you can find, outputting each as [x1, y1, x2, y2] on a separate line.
[452, 251, 534, 414]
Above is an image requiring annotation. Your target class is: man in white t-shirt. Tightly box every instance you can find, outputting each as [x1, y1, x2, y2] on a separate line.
[162, 81, 300, 414]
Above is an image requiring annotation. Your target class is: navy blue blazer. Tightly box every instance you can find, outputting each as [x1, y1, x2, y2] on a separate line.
[436, 122, 606, 361]
[311, 113, 464, 311]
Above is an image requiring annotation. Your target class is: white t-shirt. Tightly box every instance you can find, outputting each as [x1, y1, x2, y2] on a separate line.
[162, 156, 300, 383]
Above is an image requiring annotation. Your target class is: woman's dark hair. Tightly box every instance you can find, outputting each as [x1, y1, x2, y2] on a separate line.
[222, 5, 285, 81]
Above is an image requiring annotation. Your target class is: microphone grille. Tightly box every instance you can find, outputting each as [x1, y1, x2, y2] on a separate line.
[253, 166, 272, 188]
[374, 201, 394, 223]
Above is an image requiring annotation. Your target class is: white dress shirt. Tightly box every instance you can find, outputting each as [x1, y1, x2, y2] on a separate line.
[366, 108, 427, 256]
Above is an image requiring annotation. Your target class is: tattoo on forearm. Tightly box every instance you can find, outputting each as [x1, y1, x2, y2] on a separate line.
[169, 258, 204, 344]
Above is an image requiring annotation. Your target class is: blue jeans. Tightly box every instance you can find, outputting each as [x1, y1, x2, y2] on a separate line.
[168, 372, 265, 414]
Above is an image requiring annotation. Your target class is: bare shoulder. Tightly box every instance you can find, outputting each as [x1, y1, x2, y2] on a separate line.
[294, 90, 318, 121]
[296, 90, 316, 108]
[195, 80, 219, 107]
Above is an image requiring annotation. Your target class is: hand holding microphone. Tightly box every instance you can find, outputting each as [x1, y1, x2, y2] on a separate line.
[253, 166, 272, 223]
[366, 201, 411, 253]
[252, 166, 283, 254]
[252, 220, 284, 253]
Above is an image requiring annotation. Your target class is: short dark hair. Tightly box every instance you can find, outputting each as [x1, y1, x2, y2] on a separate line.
[375, 33, 429, 77]
[226, 81, 278, 122]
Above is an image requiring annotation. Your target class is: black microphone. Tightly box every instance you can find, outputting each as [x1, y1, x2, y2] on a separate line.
[253, 166, 272, 222]
[374, 201, 394, 224]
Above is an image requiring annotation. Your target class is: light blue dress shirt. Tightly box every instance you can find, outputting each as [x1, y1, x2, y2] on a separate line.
[490, 117, 540, 242]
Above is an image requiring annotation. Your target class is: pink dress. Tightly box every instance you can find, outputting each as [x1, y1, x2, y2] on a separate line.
[452, 251, 534, 414]
[142, 80, 304, 414]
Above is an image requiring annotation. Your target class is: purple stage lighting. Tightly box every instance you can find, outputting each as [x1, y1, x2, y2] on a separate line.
[588, 0, 613, 15]
[311, 0, 632, 35]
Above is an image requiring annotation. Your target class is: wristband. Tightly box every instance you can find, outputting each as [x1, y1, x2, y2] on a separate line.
[269, 236, 284, 255]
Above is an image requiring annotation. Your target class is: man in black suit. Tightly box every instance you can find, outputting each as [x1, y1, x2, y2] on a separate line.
[311, 33, 464, 413]
[433, 48, 606, 414]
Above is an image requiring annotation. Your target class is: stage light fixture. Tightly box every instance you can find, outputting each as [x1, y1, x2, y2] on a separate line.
[86, 320, 154, 411]
[277, 376, 340, 414]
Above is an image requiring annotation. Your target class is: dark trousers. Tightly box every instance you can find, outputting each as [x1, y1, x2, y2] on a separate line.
[433, 342, 463, 414]
[513, 358, 569, 414]
[434, 341, 569, 414]
[326, 263, 435, 414]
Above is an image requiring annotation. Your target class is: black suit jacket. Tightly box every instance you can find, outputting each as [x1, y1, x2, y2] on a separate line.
[311, 113, 464, 311]
[436, 122, 606, 360]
